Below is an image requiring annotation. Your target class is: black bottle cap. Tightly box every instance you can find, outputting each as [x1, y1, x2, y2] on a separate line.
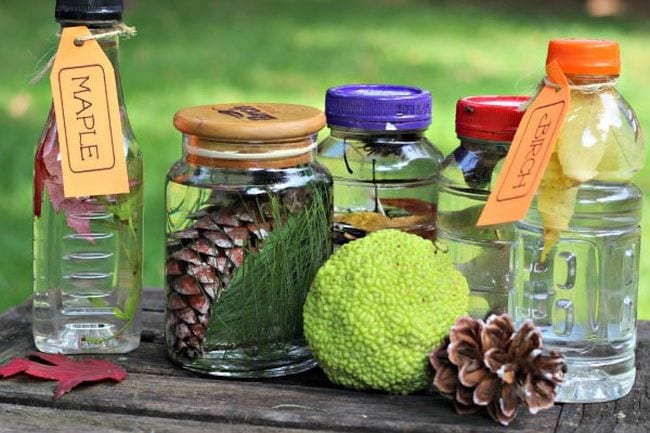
[55, 0, 123, 22]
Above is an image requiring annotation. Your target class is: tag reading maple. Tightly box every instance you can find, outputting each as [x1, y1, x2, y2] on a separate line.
[477, 60, 569, 226]
[50, 26, 129, 198]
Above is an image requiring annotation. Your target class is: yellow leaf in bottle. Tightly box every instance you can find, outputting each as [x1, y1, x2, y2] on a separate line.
[594, 91, 645, 182]
[537, 152, 578, 262]
[556, 92, 606, 184]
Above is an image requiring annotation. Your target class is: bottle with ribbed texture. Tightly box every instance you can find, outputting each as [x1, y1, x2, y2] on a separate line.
[32, 0, 143, 354]
[514, 39, 644, 402]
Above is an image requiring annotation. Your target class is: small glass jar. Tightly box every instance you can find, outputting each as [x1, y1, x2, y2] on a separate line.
[164, 103, 332, 378]
[436, 96, 528, 319]
[316, 84, 442, 246]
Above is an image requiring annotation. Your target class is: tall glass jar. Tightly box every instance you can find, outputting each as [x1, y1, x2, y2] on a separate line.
[165, 103, 332, 377]
[514, 39, 644, 402]
[437, 96, 528, 319]
[316, 84, 442, 246]
[32, 0, 143, 354]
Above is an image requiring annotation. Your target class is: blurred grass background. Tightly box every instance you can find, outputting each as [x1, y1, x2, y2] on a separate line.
[1, 0, 649, 317]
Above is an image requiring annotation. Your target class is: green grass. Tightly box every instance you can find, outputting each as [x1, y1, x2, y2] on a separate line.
[1, 0, 649, 318]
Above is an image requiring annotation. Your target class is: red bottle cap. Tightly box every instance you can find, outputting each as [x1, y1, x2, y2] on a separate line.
[455, 96, 530, 142]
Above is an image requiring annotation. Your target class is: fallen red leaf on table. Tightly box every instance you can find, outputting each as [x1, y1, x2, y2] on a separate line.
[0, 352, 127, 399]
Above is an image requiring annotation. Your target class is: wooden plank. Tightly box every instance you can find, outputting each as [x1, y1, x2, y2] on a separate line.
[141, 287, 164, 312]
[0, 297, 348, 388]
[0, 305, 328, 386]
[0, 403, 338, 433]
[2, 292, 648, 432]
[0, 291, 166, 360]
[0, 303, 32, 364]
[0, 371, 560, 433]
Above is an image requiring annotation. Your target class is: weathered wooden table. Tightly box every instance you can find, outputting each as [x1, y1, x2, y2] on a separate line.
[0, 290, 648, 433]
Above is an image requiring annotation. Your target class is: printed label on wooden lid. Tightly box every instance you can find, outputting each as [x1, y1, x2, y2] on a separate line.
[173, 103, 326, 141]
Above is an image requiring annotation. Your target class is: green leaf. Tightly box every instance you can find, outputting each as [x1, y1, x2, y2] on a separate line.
[123, 289, 140, 323]
[112, 307, 126, 319]
[89, 298, 110, 308]
[166, 182, 212, 231]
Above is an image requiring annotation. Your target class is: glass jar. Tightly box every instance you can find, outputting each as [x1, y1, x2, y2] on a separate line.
[316, 84, 442, 246]
[32, 0, 143, 354]
[514, 39, 644, 402]
[436, 96, 528, 319]
[165, 103, 332, 377]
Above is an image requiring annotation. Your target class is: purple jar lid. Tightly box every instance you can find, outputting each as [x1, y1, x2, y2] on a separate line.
[325, 84, 432, 131]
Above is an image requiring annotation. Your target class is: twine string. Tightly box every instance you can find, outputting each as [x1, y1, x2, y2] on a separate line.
[30, 23, 136, 84]
[519, 77, 616, 112]
[542, 76, 617, 92]
[72, 23, 136, 45]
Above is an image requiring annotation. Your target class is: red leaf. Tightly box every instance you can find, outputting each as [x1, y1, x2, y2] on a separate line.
[59, 198, 104, 240]
[0, 352, 127, 399]
[378, 198, 438, 216]
[0, 358, 33, 377]
[33, 109, 105, 238]
[33, 110, 57, 218]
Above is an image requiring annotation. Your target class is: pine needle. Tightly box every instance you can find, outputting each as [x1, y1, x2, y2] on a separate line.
[204, 184, 331, 349]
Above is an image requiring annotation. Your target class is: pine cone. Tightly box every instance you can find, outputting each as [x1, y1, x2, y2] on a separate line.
[429, 315, 566, 426]
[165, 201, 273, 359]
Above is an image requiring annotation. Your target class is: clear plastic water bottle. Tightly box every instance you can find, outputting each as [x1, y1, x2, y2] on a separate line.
[32, 0, 143, 353]
[436, 96, 528, 319]
[514, 39, 644, 402]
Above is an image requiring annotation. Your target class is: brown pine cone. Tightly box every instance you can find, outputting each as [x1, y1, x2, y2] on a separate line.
[166, 202, 273, 359]
[429, 314, 566, 426]
[430, 318, 482, 415]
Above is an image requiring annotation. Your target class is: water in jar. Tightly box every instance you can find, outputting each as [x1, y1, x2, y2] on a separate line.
[318, 132, 440, 246]
[436, 141, 517, 319]
[437, 189, 517, 319]
[164, 172, 331, 377]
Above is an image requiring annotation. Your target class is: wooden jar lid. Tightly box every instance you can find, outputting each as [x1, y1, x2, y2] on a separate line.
[173, 103, 325, 169]
[173, 103, 326, 141]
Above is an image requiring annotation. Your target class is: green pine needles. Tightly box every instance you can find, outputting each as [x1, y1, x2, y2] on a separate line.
[205, 184, 331, 350]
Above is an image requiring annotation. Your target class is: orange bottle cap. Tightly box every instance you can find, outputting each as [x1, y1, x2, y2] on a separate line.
[546, 39, 620, 76]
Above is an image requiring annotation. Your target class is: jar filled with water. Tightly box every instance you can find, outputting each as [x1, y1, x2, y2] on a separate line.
[165, 103, 332, 377]
[437, 96, 528, 319]
[317, 84, 442, 246]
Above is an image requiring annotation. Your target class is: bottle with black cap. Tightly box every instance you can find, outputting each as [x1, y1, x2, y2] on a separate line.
[32, 0, 143, 354]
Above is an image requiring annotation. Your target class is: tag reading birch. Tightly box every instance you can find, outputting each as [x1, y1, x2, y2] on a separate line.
[476, 60, 569, 226]
[50, 26, 129, 198]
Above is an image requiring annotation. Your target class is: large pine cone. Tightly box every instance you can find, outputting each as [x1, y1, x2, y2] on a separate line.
[429, 315, 566, 426]
[165, 203, 272, 359]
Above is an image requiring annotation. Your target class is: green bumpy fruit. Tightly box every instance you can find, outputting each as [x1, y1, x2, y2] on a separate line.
[303, 229, 469, 395]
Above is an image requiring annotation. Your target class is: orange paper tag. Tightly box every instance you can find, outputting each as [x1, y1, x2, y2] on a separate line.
[477, 60, 569, 226]
[50, 26, 129, 198]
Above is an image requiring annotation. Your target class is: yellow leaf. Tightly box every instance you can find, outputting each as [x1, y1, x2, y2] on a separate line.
[537, 153, 578, 261]
[556, 92, 605, 183]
